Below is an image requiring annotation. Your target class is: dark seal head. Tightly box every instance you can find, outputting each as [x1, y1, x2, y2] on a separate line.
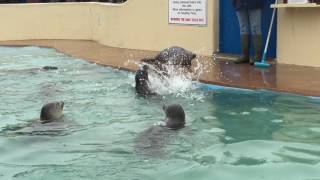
[134, 103, 185, 157]
[135, 65, 154, 96]
[141, 46, 196, 69]
[40, 101, 64, 123]
[42, 66, 58, 70]
[162, 104, 185, 130]
[155, 46, 196, 67]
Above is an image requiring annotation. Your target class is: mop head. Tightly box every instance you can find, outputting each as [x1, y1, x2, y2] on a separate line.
[254, 61, 271, 68]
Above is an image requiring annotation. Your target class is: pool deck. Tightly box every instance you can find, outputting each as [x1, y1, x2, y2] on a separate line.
[1, 39, 320, 97]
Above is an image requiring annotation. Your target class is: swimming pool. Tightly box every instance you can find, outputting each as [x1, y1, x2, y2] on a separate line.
[0, 46, 319, 180]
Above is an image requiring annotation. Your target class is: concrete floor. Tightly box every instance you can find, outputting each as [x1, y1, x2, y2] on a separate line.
[1, 39, 320, 97]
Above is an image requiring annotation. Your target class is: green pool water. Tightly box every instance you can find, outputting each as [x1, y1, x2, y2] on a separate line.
[0, 46, 320, 180]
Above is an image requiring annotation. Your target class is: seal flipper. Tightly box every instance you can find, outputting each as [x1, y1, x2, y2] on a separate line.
[135, 65, 156, 97]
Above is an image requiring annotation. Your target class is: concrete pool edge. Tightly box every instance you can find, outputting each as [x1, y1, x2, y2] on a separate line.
[1, 39, 320, 97]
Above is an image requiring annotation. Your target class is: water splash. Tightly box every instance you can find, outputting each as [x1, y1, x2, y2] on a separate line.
[125, 55, 211, 100]
[146, 62, 207, 100]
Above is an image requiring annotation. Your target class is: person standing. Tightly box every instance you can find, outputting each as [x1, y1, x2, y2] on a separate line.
[232, 0, 263, 65]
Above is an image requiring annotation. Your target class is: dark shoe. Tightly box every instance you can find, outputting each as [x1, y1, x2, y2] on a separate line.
[235, 35, 250, 64]
[235, 56, 250, 64]
[250, 35, 263, 65]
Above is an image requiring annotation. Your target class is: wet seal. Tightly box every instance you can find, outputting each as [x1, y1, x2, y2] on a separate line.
[42, 66, 58, 70]
[40, 101, 64, 123]
[142, 46, 196, 69]
[159, 104, 185, 130]
[0, 101, 66, 136]
[1, 66, 59, 75]
[134, 103, 186, 157]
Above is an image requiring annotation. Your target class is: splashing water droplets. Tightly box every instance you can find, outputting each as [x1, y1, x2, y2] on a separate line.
[124, 49, 213, 101]
[147, 63, 205, 100]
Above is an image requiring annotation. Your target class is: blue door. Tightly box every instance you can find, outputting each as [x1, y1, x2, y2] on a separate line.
[219, 0, 277, 58]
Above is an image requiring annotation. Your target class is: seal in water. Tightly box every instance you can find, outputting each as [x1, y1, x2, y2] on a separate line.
[161, 104, 185, 130]
[0, 101, 69, 137]
[42, 66, 58, 70]
[134, 103, 186, 157]
[40, 101, 64, 123]
[135, 65, 155, 96]
[0, 66, 58, 75]
[142, 46, 196, 69]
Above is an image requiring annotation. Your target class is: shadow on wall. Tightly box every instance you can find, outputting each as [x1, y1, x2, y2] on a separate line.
[0, 0, 126, 3]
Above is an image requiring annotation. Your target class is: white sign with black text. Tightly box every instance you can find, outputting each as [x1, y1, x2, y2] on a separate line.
[168, 0, 207, 26]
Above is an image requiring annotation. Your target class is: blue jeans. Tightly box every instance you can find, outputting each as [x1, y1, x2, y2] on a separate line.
[236, 9, 262, 35]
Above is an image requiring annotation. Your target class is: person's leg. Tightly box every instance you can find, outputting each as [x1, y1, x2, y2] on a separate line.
[235, 9, 250, 64]
[248, 9, 263, 65]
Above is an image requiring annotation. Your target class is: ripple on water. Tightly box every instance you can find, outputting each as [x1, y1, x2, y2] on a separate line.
[251, 107, 269, 112]
[309, 128, 320, 133]
[271, 119, 284, 123]
[203, 128, 226, 134]
[201, 116, 217, 120]
[241, 111, 250, 115]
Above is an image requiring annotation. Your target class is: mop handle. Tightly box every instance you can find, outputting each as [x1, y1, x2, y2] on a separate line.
[262, 0, 278, 61]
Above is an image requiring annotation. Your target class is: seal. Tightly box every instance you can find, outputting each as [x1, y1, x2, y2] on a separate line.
[161, 104, 185, 130]
[134, 103, 186, 157]
[2, 66, 58, 75]
[42, 66, 58, 70]
[135, 65, 155, 96]
[142, 46, 197, 69]
[0, 101, 67, 137]
[40, 101, 64, 123]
